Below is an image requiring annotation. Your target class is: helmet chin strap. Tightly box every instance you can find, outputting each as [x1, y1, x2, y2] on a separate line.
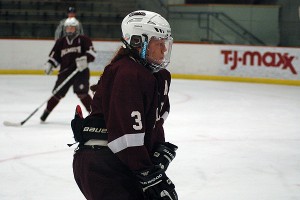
[121, 37, 162, 73]
[140, 34, 148, 59]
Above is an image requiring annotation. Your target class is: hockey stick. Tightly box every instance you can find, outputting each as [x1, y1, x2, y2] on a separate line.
[3, 69, 80, 127]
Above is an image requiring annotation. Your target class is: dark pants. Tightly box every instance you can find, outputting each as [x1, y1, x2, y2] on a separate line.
[46, 69, 92, 113]
[73, 147, 145, 200]
[54, 68, 90, 98]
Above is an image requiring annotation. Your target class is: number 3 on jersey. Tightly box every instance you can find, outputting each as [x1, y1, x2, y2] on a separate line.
[131, 111, 142, 130]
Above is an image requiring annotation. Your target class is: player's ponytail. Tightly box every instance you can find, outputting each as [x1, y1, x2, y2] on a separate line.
[109, 47, 130, 65]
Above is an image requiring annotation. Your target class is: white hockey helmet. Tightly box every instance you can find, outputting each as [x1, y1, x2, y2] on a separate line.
[64, 17, 79, 36]
[121, 10, 173, 72]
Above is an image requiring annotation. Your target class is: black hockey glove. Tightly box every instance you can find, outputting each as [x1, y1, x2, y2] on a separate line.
[69, 105, 108, 147]
[70, 105, 84, 145]
[152, 142, 178, 171]
[135, 166, 178, 200]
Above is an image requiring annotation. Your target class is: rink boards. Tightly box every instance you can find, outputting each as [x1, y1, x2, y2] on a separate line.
[0, 39, 299, 85]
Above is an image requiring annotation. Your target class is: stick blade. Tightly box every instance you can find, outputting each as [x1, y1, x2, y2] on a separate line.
[3, 121, 22, 127]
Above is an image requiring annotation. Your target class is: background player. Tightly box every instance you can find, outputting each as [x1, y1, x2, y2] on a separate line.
[41, 17, 96, 122]
[54, 7, 84, 40]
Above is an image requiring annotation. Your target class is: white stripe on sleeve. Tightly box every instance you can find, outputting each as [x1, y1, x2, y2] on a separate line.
[161, 111, 169, 122]
[86, 49, 97, 58]
[108, 132, 145, 153]
[49, 57, 59, 67]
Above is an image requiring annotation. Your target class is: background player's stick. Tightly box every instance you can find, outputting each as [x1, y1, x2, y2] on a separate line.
[3, 69, 80, 127]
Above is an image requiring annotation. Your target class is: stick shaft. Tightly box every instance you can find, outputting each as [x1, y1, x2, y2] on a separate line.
[10, 69, 80, 126]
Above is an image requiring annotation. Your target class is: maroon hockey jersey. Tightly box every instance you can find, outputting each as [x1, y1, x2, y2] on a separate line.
[48, 35, 96, 72]
[90, 56, 171, 171]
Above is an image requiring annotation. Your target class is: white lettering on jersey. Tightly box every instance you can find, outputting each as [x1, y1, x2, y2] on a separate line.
[61, 46, 81, 57]
[131, 111, 143, 130]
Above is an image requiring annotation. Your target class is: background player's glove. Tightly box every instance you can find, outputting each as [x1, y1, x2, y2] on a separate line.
[44, 62, 54, 75]
[90, 83, 98, 92]
[135, 166, 178, 200]
[152, 142, 178, 171]
[75, 56, 88, 72]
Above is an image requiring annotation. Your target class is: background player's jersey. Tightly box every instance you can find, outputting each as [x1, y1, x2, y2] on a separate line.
[90, 56, 171, 171]
[48, 35, 96, 73]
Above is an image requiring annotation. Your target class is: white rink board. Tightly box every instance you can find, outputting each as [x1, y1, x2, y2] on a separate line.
[0, 39, 299, 80]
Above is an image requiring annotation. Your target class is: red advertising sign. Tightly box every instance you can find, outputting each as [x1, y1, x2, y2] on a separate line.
[221, 50, 297, 75]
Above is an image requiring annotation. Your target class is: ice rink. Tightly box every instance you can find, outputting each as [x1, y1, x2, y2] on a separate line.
[0, 75, 300, 200]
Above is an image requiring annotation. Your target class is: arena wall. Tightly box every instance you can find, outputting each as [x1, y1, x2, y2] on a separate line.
[0, 39, 299, 85]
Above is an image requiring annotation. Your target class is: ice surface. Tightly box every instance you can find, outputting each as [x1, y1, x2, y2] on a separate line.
[0, 75, 300, 200]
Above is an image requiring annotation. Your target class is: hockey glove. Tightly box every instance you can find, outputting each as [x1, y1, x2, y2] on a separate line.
[44, 62, 54, 75]
[70, 105, 84, 145]
[90, 84, 98, 92]
[135, 166, 178, 200]
[152, 142, 178, 171]
[75, 56, 88, 72]
[70, 105, 108, 147]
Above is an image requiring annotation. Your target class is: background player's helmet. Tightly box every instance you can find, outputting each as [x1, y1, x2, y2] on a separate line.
[121, 10, 173, 72]
[64, 17, 79, 38]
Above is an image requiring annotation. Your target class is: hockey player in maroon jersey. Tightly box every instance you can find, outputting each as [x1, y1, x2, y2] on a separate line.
[40, 17, 96, 122]
[71, 10, 178, 200]
[54, 7, 84, 40]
